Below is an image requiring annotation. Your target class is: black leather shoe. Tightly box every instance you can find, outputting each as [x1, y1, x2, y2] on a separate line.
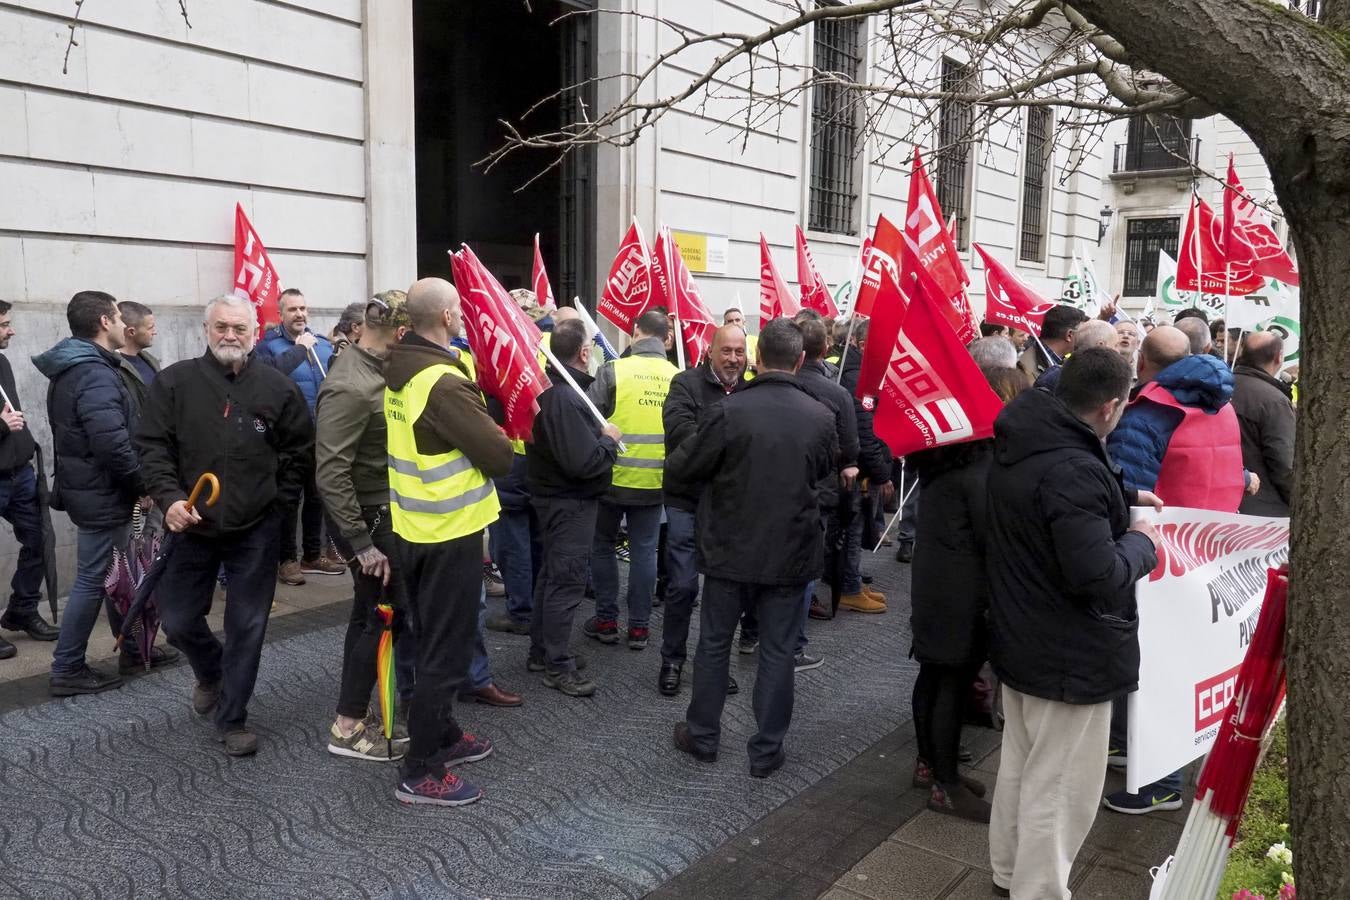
[0, 635, 15, 659]
[49, 665, 123, 697]
[1, 612, 59, 641]
[658, 662, 682, 696]
[673, 721, 716, 763]
[894, 542, 915, 564]
[727, 675, 739, 695]
[750, 749, 786, 779]
[119, 644, 182, 674]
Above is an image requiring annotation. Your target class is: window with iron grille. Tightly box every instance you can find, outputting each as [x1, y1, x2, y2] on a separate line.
[1019, 108, 1051, 262]
[1122, 115, 1193, 172]
[936, 58, 975, 250]
[1123, 217, 1180, 296]
[808, 8, 863, 236]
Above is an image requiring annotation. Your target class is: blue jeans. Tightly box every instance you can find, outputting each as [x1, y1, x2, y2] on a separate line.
[1109, 696, 1183, 795]
[489, 507, 539, 625]
[593, 501, 662, 630]
[0, 466, 45, 619]
[52, 523, 128, 676]
[467, 585, 493, 691]
[659, 505, 699, 664]
[842, 495, 864, 595]
[795, 580, 816, 655]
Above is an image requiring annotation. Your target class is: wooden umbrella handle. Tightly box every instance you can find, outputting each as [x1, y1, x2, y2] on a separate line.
[186, 472, 221, 510]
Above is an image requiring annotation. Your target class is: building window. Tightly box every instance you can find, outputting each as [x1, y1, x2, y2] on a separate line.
[936, 58, 976, 250]
[1019, 108, 1051, 262]
[1117, 115, 1194, 172]
[1123, 217, 1180, 296]
[808, 8, 863, 236]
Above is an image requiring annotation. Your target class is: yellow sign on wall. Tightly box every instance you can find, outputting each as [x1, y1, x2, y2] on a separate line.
[669, 230, 728, 274]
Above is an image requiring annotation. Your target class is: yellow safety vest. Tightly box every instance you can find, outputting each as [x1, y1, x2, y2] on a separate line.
[385, 363, 500, 543]
[610, 355, 678, 490]
[536, 331, 552, 371]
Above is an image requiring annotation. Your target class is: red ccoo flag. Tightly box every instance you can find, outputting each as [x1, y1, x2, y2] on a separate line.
[1223, 157, 1299, 286]
[866, 270, 1004, 458]
[656, 227, 717, 365]
[450, 244, 548, 441]
[759, 235, 801, 327]
[973, 244, 1056, 336]
[597, 222, 656, 332]
[796, 226, 838, 317]
[905, 148, 977, 344]
[233, 204, 281, 329]
[532, 233, 556, 311]
[853, 214, 905, 319]
[853, 264, 912, 402]
[1178, 194, 1264, 295]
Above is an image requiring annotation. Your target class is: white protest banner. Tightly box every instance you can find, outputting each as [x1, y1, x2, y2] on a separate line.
[1126, 508, 1289, 793]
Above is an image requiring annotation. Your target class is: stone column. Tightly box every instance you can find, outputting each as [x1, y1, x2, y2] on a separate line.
[362, 0, 417, 293]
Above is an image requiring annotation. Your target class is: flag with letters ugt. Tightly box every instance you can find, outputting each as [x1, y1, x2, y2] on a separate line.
[759, 234, 801, 327]
[233, 204, 282, 329]
[652, 227, 716, 365]
[597, 222, 655, 332]
[796, 225, 838, 317]
[866, 268, 1003, 458]
[450, 244, 548, 441]
[974, 244, 1056, 336]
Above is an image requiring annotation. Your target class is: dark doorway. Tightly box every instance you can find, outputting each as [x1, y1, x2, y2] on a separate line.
[413, 0, 596, 303]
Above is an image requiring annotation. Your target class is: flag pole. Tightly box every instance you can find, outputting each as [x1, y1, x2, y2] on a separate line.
[1224, 263, 1235, 367]
[836, 242, 868, 385]
[308, 346, 327, 378]
[872, 479, 917, 553]
[673, 315, 687, 369]
[538, 336, 626, 454]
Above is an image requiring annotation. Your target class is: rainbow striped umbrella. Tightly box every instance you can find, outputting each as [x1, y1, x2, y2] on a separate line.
[375, 603, 397, 756]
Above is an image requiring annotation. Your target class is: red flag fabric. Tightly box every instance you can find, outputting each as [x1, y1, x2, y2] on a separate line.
[532, 233, 556, 311]
[662, 228, 717, 365]
[853, 266, 912, 401]
[905, 149, 978, 343]
[759, 235, 801, 327]
[1223, 159, 1300, 286]
[450, 245, 548, 441]
[795, 226, 838, 317]
[597, 222, 655, 332]
[232, 204, 281, 329]
[1177, 195, 1265, 295]
[973, 244, 1056, 336]
[865, 272, 1004, 458]
[854, 215, 905, 318]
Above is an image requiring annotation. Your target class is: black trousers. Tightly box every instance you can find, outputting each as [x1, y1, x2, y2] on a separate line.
[157, 517, 280, 729]
[396, 530, 482, 780]
[686, 576, 807, 765]
[279, 470, 324, 563]
[912, 661, 981, 784]
[530, 496, 597, 672]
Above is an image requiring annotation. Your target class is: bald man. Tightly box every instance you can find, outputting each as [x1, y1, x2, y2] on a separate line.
[551, 307, 580, 324]
[1033, 319, 1120, 390]
[1174, 317, 1213, 356]
[384, 278, 514, 807]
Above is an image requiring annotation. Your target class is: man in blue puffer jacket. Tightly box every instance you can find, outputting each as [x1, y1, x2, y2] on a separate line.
[33, 292, 155, 696]
[253, 288, 343, 584]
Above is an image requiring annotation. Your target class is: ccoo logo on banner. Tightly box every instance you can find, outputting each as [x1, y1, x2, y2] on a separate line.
[1126, 508, 1289, 793]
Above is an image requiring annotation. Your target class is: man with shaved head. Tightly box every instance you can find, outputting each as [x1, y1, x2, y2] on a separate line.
[383, 277, 514, 807]
[1174, 316, 1213, 356]
[1102, 322, 1254, 816]
[1233, 331, 1294, 516]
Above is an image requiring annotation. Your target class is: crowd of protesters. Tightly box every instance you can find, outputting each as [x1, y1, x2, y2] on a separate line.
[0, 281, 1295, 896]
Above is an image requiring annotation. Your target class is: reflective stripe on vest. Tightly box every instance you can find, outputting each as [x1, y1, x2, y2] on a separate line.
[609, 355, 678, 490]
[385, 363, 500, 543]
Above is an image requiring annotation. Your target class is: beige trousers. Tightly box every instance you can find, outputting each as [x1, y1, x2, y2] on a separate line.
[989, 685, 1111, 899]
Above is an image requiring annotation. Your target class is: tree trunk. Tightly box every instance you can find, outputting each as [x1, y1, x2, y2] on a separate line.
[1065, 3, 1350, 896]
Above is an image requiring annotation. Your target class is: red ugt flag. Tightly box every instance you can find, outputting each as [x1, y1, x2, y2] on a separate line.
[1223, 157, 1299, 286]
[868, 272, 1004, 458]
[657, 228, 717, 365]
[597, 222, 655, 332]
[532, 233, 556, 311]
[759, 235, 801, 327]
[450, 245, 548, 441]
[1177, 194, 1264, 295]
[233, 204, 281, 329]
[905, 149, 977, 343]
[795, 226, 838, 317]
[973, 244, 1056, 336]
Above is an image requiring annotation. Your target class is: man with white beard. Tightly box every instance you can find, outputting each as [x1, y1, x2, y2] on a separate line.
[136, 294, 314, 756]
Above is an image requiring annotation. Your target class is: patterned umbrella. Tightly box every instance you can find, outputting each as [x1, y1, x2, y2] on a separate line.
[107, 503, 163, 667]
[375, 603, 397, 757]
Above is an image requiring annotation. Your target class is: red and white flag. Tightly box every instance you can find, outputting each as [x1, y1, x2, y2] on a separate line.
[1178, 194, 1264, 295]
[660, 229, 717, 365]
[1223, 157, 1299, 286]
[795, 226, 838, 317]
[867, 270, 1004, 458]
[597, 222, 656, 332]
[450, 244, 548, 441]
[759, 235, 801, 327]
[853, 214, 905, 319]
[232, 204, 281, 329]
[905, 148, 978, 343]
[532, 233, 556, 311]
[853, 262, 913, 402]
[973, 244, 1056, 336]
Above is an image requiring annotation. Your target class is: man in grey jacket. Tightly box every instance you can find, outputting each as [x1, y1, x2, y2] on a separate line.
[1232, 332, 1294, 517]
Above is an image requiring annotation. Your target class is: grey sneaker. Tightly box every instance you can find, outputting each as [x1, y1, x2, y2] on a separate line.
[218, 727, 258, 757]
[192, 680, 221, 715]
[793, 653, 824, 673]
[485, 613, 530, 635]
[542, 668, 596, 697]
[328, 721, 403, 762]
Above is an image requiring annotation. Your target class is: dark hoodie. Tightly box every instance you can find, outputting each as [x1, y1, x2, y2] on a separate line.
[527, 363, 618, 500]
[1107, 354, 1234, 492]
[33, 337, 144, 529]
[985, 388, 1158, 705]
[838, 344, 893, 485]
[382, 334, 513, 482]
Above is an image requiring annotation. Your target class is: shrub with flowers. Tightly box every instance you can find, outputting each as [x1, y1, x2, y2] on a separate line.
[1220, 719, 1292, 899]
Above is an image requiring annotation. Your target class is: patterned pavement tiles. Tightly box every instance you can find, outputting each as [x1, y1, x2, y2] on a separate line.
[0, 556, 917, 899]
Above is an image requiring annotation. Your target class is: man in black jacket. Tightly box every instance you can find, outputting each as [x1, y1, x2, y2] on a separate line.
[985, 348, 1161, 899]
[837, 321, 893, 614]
[1233, 333, 1294, 517]
[670, 319, 836, 778]
[658, 323, 747, 695]
[0, 300, 57, 658]
[137, 294, 313, 756]
[33, 292, 147, 696]
[527, 319, 621, 698]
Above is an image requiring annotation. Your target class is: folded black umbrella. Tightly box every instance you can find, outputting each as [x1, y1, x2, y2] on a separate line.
[33, 446, 59, 623]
